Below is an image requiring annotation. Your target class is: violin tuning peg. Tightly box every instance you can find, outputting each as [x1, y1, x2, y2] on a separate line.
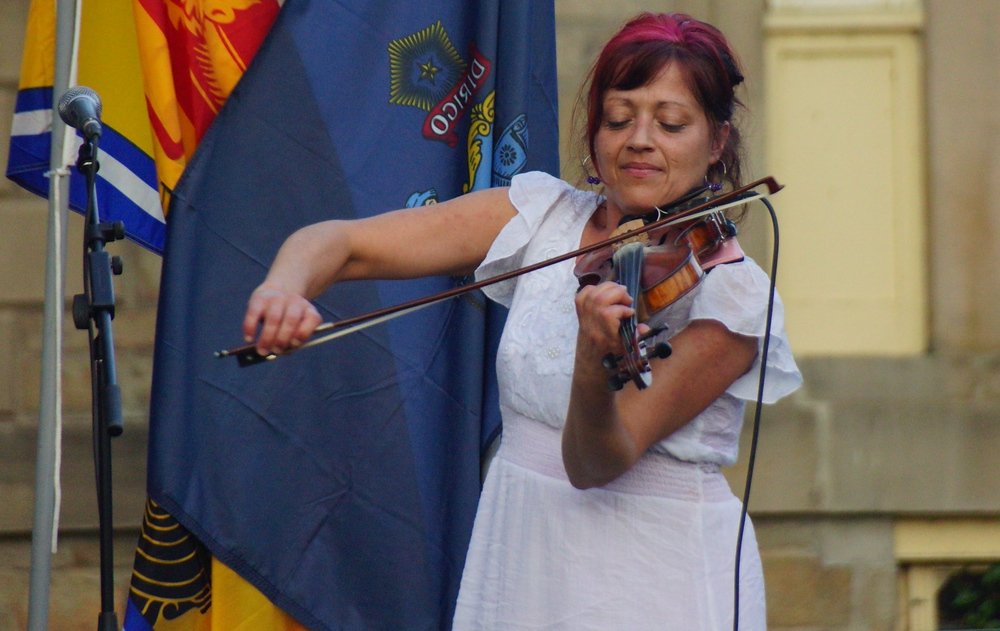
[651, 342, 672, 359]
[607, 374, 627, 391]
[640, 324, 668, 342]
[602, 353, 620, 371]
[725, 219, 738, 237]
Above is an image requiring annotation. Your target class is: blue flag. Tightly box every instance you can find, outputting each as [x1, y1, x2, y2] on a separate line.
[140, 0, 558, 628]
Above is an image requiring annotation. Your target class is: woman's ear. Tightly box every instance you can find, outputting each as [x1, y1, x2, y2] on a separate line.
[711, 121, 731, 162]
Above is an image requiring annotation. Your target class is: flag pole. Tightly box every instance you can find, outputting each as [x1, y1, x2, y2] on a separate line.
[28, 0, 79, 629]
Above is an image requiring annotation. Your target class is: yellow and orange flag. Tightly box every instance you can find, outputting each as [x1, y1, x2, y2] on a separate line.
[7, 0, 280, 254]
[134, 0, 279, 214]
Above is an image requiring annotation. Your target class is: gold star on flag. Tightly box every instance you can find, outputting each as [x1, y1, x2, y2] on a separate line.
[419, 59, 440, 83]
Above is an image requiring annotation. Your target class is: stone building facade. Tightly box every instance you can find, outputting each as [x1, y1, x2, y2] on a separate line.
[1, 0, 997, 629]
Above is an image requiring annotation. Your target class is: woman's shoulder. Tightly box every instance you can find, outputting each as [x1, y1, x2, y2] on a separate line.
[509, 170, 569, 192]
[509, 171, 598, 218]
[690, 256, 803, 402]
[699, 257, 772, 301]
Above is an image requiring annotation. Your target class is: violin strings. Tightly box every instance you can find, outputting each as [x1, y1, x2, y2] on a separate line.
[613, 243, 649, 389]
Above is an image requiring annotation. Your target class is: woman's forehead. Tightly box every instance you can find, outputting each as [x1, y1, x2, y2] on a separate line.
[602, 64, 698, 108]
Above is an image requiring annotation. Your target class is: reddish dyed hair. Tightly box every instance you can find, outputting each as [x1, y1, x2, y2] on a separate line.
[583, 13, 746, 188]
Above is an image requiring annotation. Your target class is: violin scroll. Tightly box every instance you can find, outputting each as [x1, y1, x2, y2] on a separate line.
[602, 326, 672, 391]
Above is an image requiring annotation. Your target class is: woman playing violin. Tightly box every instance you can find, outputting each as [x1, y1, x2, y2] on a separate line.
[243, 12, 801, 630]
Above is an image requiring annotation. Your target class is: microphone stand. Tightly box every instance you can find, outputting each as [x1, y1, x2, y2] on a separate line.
[70, 134, 125, 631]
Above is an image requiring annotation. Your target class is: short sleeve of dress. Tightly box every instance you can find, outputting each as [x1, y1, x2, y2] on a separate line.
[475, 171, 585, 307]
[689, 259, 803, 403]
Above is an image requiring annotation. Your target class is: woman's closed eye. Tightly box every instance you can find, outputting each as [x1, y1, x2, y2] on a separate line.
[658, 122, 686, 133]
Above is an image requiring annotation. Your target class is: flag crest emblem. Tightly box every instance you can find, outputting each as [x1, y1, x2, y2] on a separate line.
[388, 21, 465, 111]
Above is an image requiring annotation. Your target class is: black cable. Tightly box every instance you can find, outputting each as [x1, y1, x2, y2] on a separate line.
[733, 196, 779, 631]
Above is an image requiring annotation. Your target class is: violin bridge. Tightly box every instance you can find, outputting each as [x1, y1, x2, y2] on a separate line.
[610, 218, 648, 245]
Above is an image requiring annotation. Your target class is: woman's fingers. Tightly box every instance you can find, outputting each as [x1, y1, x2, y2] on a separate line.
[242, 288, 272, 343]
[271, 300, 321, 351]
[575, 282, 636, 351]
[244, 286, 321, 355]
[294, 307, 324, 347]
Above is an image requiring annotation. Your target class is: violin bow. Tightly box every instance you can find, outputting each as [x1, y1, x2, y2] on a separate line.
[217, 176, 783, 366]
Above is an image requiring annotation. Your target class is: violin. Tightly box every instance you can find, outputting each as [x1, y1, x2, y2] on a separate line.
[572, 189, 746, 391]
[216, 176, 783, 367]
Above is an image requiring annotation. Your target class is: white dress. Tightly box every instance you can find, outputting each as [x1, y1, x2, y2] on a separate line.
[452, 172, 802, 631]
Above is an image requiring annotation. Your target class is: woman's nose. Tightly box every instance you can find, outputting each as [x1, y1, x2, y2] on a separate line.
[626, 119, 654, 151]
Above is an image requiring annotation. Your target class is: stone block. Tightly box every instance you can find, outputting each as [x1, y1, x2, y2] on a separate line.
[18, 332, 155, 424]
[736, 356, 1000, 515]
[854, 567, 898, 631]
[0, 566, 29, 630]
[755, 518, 899, 630]
[114, 240, 163, 308]
[763, 552, 852, 627]
[15, 278, 146, 422]
[0, 424, 148, 533]
[13, 308, 51, 420]
[0, 532, 138, 631]
[10, 307, 48, 422]
[44, 569, 130, 631]
[823, 400, 1000, 513]
[47, 533, 142, 575]
[106, 302, 158, 352]
[0, 312, 14, 417]
[59, 425, 149, 531]
[797, 356, 977, 405]
[0, 1, 30, 84]
[0, 203, 86, 304]
[970, 354, 1000, 405]
[818, 519, 895, 568]
[115, 350, 155, 415]
[0, 89, 21, 198]
[726, 391, 824, 512]
[948, 408, 1000, 507]
[0, 538, 30, 571]
[756, 519, 825, 557]
[0, 424, 37, 533]
[0, 482, 34, 535]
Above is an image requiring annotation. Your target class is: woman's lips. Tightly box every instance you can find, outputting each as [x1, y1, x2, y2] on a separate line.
[621, 163, 661, 177]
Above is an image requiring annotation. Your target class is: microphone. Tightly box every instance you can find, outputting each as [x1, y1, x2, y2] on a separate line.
[58, 86, 103, 140]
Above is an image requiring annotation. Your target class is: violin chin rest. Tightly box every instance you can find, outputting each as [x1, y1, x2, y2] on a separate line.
[697, 237, 745, 271]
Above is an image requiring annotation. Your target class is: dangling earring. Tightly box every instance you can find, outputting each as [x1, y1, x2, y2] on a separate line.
[583, 155, 601, 186]
[704, 161, 726, 192]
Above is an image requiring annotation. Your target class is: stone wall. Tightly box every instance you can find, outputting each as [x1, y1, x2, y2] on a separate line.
[735, 2, 1000, 628]
[0, 1, 159, 626]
